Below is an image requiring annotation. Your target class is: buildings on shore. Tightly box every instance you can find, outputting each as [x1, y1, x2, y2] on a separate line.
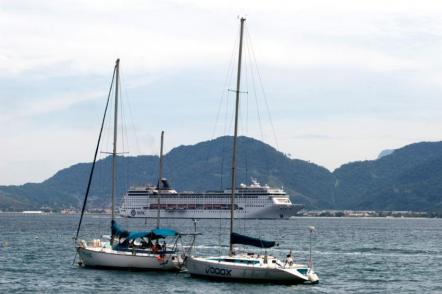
[299, 210, 433, 218]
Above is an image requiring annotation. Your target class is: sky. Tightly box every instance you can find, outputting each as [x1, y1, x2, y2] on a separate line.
[2, 0, 442, 185]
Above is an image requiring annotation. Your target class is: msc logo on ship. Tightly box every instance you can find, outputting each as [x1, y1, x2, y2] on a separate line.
[205, 266, 232, 276]
[130, 209, 136, 217]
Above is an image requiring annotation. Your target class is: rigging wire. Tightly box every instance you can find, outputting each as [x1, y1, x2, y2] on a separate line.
[102, 78, 114, 157]
[220, 38, 239, 190]
[118, 66, 146, 230]
[120, 73, 131, 194]
[122, 80, 148, 227]
[99, 81, 114, 229]
[242, 35, 251, 184]
[121, 72, 146, 208]
[241, 74, 252, 229]
[244, 28, 272, 178]
[220, 136, 225, 190]
[74, 63, 116, 243]
[122, 75, 142, 156]
[120, 74, 132, 231]
[118, 75, 126, 201]
[245, 34, 265, 142]
[246, 27, 280, 151]
[97, 87, 113, 237]
[202, 31, 238, 192]
[210, 35, 239, 141]
[220, 87, 234, 190]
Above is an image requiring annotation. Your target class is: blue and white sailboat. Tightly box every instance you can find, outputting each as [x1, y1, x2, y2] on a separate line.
[76, 221, 182, 270]
[186, 18, 319, 284]
[74, 59, 182, 271]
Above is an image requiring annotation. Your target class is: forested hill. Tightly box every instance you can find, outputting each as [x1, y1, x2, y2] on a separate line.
[333, 141, 442, 211]
[1, 137, 442, 212]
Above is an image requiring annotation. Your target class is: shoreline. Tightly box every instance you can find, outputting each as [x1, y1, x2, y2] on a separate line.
[0, 211, 440, 218]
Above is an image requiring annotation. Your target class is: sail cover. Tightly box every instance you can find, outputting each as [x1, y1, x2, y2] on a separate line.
[231, 232, 276, 248]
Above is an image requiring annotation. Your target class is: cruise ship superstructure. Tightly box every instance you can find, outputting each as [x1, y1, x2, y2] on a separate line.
[119, 178, 304, 219]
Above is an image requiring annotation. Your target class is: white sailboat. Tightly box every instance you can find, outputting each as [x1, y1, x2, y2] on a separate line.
[186, 18, 319, 284]
[74, 59, 182, 271]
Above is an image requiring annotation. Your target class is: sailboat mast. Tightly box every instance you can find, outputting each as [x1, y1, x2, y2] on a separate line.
[157, 130, 164, 228]
[229, 17, 245, 256]
[111, 58, 119, 243]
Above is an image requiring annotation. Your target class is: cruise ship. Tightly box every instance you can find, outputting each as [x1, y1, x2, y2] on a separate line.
[119, 178, 304, 219]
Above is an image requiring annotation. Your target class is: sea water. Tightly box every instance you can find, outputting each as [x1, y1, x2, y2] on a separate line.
[0, 214, 441, 293]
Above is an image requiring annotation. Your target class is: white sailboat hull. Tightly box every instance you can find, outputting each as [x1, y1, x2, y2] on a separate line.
[186, 256, 319, 284]
[77, 246, 181, 271]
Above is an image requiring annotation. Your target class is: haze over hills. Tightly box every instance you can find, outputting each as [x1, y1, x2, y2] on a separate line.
[1, 136, 442, 212]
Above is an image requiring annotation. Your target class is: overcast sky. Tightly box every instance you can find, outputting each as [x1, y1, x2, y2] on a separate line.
[2, 0, 442, 185]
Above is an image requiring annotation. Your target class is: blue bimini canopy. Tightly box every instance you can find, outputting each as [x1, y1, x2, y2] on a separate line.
[111, 220, 178, 250]
[149, 228, 178, 239]
[231, 232, 276, 248]
[111, 220, 177, 241]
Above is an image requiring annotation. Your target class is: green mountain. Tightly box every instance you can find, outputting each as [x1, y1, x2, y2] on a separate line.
[0, 136, 335, 211]
[1, 137, 442, 212]
[334, 141, 442, 211]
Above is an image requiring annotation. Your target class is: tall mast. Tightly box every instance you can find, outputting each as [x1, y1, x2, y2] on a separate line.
[229, 17, 245, 256]
[111, 58, 119, 244]
[157, 130, 164, 228]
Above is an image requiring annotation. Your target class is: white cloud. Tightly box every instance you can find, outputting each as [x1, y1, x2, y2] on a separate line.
[276, 113, 442, 170]
[2, 0, 442, 77]
[2, 0, 442, 184]
[0, 90, 104, 123]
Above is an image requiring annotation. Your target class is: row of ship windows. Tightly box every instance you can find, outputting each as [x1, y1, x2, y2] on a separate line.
[125, 200, 270, 203]
[147, 204, 240, 210]
[172, 209, 248, 212]
[127, 194, 283, 198]
[123, 197, 270, 203]
[123, 197, 272, 203]
[125, 204, 268, 208]
[124, 204, 265, 210]
[128, 190, 282, 194]
[127, 208, 253, 213]
[124, 203, 269, 207]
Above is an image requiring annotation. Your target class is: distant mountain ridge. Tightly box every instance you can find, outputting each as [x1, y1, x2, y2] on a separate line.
[1, 136, 442, 212]
[334, 141, 442, 211]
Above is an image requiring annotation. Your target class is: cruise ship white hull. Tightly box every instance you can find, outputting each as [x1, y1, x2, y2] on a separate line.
[119, 179, 304, 220]
[120, 204, 303, 219]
